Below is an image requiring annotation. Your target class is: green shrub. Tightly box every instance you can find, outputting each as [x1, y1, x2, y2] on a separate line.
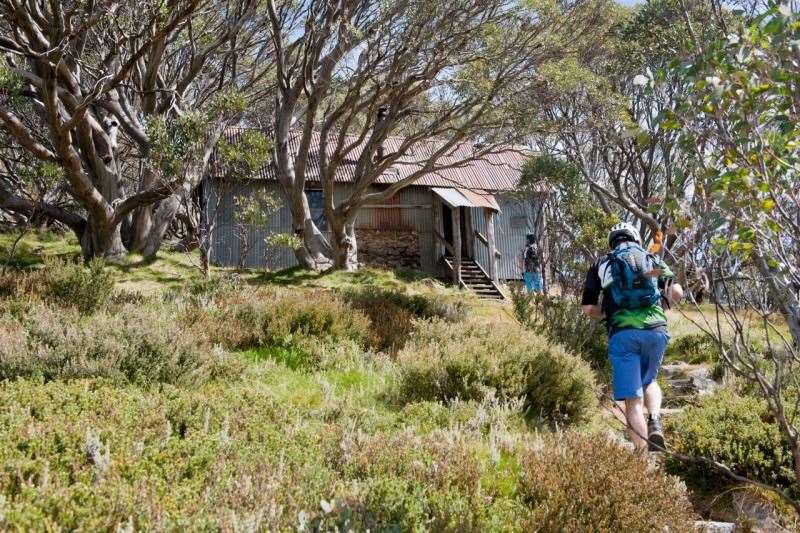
[0, 303, 242, 385]
[0, 271, 30, 299]
[186, 287, 371, 370]
[394, 320, 598, 425]
[666, 389, 795, 489]
[40, 258, 115, 313]
[361, 296, 417, 353]
[510, 287, 608, 372]
[320, 430, 524, 531]
[0, 380, 527, 532]
[343, 287, 468, 353]
[519, 433, 697, 532]
[666, 332, 721, 364]
[344, 286, 468, 322]
[168, 275, 238, 307]
[0, 379, 341, 531]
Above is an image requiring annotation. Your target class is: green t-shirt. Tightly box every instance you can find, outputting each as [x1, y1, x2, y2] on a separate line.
[582, 250, 674, 334]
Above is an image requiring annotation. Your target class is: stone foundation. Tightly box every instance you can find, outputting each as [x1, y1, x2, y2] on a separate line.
[357, 229, 420, 269]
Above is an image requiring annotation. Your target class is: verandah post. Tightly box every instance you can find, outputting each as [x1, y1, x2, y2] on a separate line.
[485, 207, 498, 285]
[452, 206, 462, 286]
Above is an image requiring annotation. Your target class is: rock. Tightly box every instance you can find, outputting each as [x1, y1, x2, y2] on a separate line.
[662, 363, 718, 396]
[695, 521, 736, 532]
[688, 366, 712, 380]
[692, 376, 718, 395]
[732, 491, 788, 532]
[662, 362, 690, 379]
[357, 229, 421, 269]
[605, 429, 634, 451]
[667, 376, 717, 396]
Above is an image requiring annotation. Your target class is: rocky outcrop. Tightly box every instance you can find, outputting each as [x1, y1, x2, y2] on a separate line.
[695, 521, 736, 532]
[357, 229, 420, 269]
[662, 362, 718, 398]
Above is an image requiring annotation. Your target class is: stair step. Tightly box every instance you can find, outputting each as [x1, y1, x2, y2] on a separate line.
[444, 258, 504, 300]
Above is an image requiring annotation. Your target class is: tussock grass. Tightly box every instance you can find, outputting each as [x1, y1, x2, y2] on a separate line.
[0, 231, 709, 529]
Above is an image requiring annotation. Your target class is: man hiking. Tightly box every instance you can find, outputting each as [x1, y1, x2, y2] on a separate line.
[519, 233, 543, 294]
[581, 222, 683, 451]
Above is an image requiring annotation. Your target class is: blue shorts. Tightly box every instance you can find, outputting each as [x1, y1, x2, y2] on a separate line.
[523, 271, 543, 293]
[608, 328, 669, 401]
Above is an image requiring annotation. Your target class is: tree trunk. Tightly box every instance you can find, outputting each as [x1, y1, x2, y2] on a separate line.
[288, 188, 333, 270]
[331, 218, 358, 271]
[139, 196, 182, 258]
[75, 151, 126, 259]
[79, 215, 126, 260]
[128, 205, 154, 252]
[127, 167, 159, 252]
[296, 217, 334, 270]
[792, 441, 800, 498]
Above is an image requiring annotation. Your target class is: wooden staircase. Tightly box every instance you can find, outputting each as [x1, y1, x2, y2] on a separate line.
[444, 257, 504, 300]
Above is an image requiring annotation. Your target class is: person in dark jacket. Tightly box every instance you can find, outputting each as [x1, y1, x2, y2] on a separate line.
[518, 233, 543, 293]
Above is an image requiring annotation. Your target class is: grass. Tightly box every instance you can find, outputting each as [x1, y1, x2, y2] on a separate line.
[240, 345, 311, 370]
[2, 230, 783, 529]
[1, 231, 462, 299]
[0, 229, 80, 267]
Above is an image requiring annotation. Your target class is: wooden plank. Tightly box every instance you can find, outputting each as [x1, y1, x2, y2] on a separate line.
[433, 229, 455, 256]
[475, 231, 502, 257]
[485, 208, 499, 285]
[432, 198, 442, 261]
[452, 206, 462, 286]
[467, 255, 505, 300]
[362, 204, 432, 209]
[463, 207, 475, 259]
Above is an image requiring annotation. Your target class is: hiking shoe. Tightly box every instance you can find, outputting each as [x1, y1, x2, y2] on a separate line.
[647, 415, 666, 452]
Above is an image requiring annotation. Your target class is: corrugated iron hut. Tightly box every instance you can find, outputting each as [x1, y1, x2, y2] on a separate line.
[204, 130, 548, 298]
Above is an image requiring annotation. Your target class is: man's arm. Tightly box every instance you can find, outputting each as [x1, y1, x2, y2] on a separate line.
[581, 261, 604, 320]
[653, 257, 684, 303]
[664, 283, 684, 304]
[582, 304, 605, 319]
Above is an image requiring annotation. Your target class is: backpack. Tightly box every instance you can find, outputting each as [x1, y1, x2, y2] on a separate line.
[523, 244, 540, 272]
[606, 243, 660, 309]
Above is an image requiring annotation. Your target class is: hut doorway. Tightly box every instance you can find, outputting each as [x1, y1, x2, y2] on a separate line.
[441, 203, 469, 258]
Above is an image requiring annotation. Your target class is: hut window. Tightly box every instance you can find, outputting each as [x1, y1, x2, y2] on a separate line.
[510, 215, 527, 229]
[307, 190, 328, 230]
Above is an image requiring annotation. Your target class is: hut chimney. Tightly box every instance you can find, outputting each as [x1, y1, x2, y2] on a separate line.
[376, 106, 388, 160]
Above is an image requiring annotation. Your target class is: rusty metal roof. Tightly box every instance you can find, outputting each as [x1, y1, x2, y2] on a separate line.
[213, 128, 547, 193]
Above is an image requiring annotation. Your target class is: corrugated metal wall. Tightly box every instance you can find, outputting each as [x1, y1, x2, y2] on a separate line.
[206, 181, 542, 279]
[205, 181, 296, 270]
[206, 181, 437, 272]
[470, 194, 545, 280]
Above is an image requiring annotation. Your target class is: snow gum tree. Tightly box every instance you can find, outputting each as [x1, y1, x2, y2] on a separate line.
[267, 0, 605, 270]
[0, 0, 271, 258]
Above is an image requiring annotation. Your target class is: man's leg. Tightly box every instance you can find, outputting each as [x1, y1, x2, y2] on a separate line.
[523, 272, 534, 293]
[644, 380, 662, 419]
[624, 397, 648, 450]
[641, 330, 669, 450]
[608, 331, 647, 449]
